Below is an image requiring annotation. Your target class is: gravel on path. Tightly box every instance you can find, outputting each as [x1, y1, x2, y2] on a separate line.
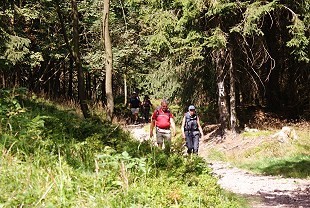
[209, 161, 310, 208]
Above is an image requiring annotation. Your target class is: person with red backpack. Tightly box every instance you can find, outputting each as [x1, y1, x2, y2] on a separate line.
[181, 105, 204, 155]
[150, 99, 176, 153]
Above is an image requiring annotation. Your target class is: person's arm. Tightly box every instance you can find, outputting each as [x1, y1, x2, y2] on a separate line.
[197, 116, 204, 137]
[150, 117, 155, 138]
[170, 117, 176, 136]
[181, 115, 186, 139]
[128, 98, 132, 108]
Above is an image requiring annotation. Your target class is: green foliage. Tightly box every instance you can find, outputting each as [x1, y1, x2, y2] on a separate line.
[286, 14, 310, 62]
[143, 60, 181, 99]
[4, 35, 31, 65]
[28, 51, 44, 68]
[145, 11, 175, 53]
[242, 155, 310, 178]
[205, 27, 227, 49]
[241, 130, 275, 138]
[0, 88, 27, 118]
[231, 0, 278, 36]
[125, 0, 212, 101]
[215, 127, 310, 178]
[206, 1, 246, 17]
[171, 31, 205, 61]
[0, 0, 309, 126]
[173, 0, 205, 33]
[0, 90, 246, 207]
[207, 148, 227, 161]
[15, 4, 41, 20]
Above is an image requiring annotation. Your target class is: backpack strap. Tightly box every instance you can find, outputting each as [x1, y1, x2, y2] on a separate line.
[184, 112, 191, 130]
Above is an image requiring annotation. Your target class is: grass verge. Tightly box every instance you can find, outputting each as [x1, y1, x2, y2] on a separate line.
[0, 89, 248, 207]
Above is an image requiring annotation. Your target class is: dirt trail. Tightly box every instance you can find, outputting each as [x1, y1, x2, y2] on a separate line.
[208, 161, 310, 208]
[126, 124, 310, 208]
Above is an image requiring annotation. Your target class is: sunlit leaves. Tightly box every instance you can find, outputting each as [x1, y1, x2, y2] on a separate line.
[231, 0, 278, 36]
[29, 52, 44, 68]
[15, 5, 41, 21]
[205, 27, 227, 49]
[171, 31, 204, 61]
[206, 0, 244, 17]
[4, 35, 31, 65]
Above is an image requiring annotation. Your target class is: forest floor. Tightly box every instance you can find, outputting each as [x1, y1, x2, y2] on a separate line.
[126, 123, 310, 208]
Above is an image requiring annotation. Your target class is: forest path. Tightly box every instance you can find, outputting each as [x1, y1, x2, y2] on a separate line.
[125, 124, 310, 208]
[208, 161, 309, 208]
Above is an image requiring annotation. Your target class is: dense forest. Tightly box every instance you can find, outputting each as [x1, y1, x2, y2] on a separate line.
[0, 1, 309, 206]
[1, 0, 309, 131]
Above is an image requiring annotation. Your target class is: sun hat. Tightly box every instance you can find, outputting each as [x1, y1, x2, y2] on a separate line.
[188, 105, 195, 111]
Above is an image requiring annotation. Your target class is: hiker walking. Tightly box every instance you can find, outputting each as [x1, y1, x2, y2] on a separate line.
[142, 95, 153, 123]
[150, 99, 176, 153]
[128, 92, 141, 124]
[181, 105, 204, 155]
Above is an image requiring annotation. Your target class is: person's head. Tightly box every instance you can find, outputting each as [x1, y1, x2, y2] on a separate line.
[188, 105, 196, 115]
[132, 91, 137, 97]
[161, 99, 169, 112]
[144, 95, 149, 100]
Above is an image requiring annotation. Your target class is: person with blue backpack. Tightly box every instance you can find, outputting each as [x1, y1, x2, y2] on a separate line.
[181, 105, 204, 155]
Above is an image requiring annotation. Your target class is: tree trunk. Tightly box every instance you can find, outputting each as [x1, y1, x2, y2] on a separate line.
[86, 72, 91, 99]
[92, 75, 98, 101]
[56, 0, 74, 100]
[55, 0, 74, 60]
[214, 49, 229, 137]
[68, 57, 73, 98]
[124, 74, 127, 105]
[103, 0, 114, 121]
[62, 60, 67, 97]
[229, 50, 237, 132]
[72, 0, 90, 118]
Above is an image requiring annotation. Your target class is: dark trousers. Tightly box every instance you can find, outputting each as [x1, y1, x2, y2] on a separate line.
[143, 107, 150, 122]
[185, 131, 200, 154]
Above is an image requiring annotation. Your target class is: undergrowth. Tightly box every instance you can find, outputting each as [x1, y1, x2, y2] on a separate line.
[206, 126, 310, 178]
[0, 89, 247, 207]
[237, 134, 310, 178]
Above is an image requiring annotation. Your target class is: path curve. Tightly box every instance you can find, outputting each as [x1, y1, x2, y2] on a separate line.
[126, 124, 310, 208]
[209, 161, 310, 208]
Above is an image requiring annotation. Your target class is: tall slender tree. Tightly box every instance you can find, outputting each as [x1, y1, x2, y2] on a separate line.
[72, 0, 90, 118]
[103, 0, 114, 121]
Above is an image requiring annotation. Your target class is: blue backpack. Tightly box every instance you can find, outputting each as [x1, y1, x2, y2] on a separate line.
[184, 112, 198, 131]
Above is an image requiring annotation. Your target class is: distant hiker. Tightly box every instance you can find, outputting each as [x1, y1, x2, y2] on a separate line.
[181, 105, 204, 155]
[142, 95, 153, 123]
[128, 92, 141, 124]
[150, 99, 176, 153]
